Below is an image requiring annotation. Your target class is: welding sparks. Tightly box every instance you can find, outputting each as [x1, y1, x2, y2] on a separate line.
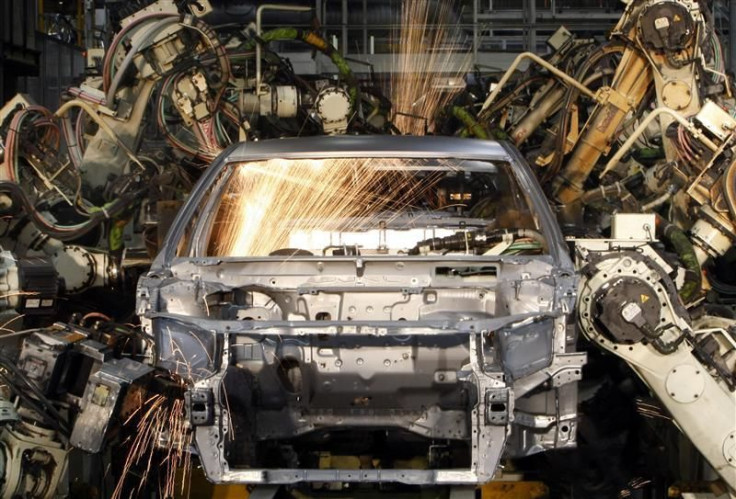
[619, 476, 653, 497]
[112, 388, 191, 499]
[390, 0, 471, 135]
[209, 158, 452, 256]
[635, 398, 672, 421]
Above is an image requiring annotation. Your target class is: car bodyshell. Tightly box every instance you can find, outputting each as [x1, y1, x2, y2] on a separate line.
[136, 136, 584, 485]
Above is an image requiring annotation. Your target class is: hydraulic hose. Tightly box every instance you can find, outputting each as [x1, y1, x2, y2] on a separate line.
[656, 215, 702, 304]
[452, 106, 489, 139]
[409, 228, 546, 255]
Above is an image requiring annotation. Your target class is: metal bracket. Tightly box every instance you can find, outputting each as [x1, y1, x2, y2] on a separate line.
[187, 388, 215, 426]
[485, 388, 510, 425]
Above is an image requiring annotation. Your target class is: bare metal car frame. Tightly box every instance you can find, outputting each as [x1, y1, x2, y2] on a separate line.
[137, 136, 584, 485]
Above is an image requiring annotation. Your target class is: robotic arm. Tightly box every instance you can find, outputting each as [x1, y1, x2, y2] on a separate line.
[576, 216, 736, 495]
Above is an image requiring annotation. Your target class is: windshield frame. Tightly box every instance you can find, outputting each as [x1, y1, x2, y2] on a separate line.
[153, 137, 572, 270]
[194, 157, 542, 258]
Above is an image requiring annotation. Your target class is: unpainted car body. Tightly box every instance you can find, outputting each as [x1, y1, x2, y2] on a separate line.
[137, 136, 584, 484]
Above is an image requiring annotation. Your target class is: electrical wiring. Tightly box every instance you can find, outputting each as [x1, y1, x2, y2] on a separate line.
[105, 16, 182, 106]
[214, 109, 236, 145]
[677, 124, 697, 166]
[0, 371, 70, 439]
[3, 106, 60, 181]
[674, 127, 694, 165]
[81, 311, 113, 325]
[481, 75, 548, 119]
[102, 12, 180, 92]
[176, 20, 232, 111]
[3, 106, 84, 217]
[2, 2, 736, 495]
[67, 86, 106, 105]
[18, 110, 91, 217]
[125, 17, 235, 162]
[0, 353, 71, 438]
[708, 32, 726, 83]
[56, 110, 85, 170]
[219, 102, 246, 141]
[55, 99, 145, 172]
[156, 73, 219, 162]
[0, 180, 145, 241]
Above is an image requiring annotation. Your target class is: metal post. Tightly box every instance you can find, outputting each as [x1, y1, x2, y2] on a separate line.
[315, 0, 322, 73]
[528, 0, 536, 53]
[38, 0, 45, 33]
[84, 0, 94, 50]
[77, 0, 83, 46]
[341, 0, 348, 56]
[362, 0, 367, 55]
[522, 0, 528, 51]
[473, 0, 478, 64]
[22, 0, 28, 52]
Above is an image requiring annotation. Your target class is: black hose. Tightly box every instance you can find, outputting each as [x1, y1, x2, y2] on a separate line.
[409, 228, 546, 255]
[0, 354, 71, 437]
[0, 181, 144, 242]
[656, 215, 702, 303]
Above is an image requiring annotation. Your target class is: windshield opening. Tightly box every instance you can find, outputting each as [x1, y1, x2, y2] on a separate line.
[201, 157, 543, 257]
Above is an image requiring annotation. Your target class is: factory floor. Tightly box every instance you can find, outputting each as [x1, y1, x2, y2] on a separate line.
[183, 467, 550, 499]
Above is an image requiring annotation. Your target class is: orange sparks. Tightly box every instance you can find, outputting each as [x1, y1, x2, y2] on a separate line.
[390, 0, 471, 135]
[113, 389, 192, 499]
[208, 158, 453, 256]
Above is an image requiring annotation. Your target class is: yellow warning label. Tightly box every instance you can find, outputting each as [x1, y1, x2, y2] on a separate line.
[641, 294, 650, 303]
[674, 14, 681, 22]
